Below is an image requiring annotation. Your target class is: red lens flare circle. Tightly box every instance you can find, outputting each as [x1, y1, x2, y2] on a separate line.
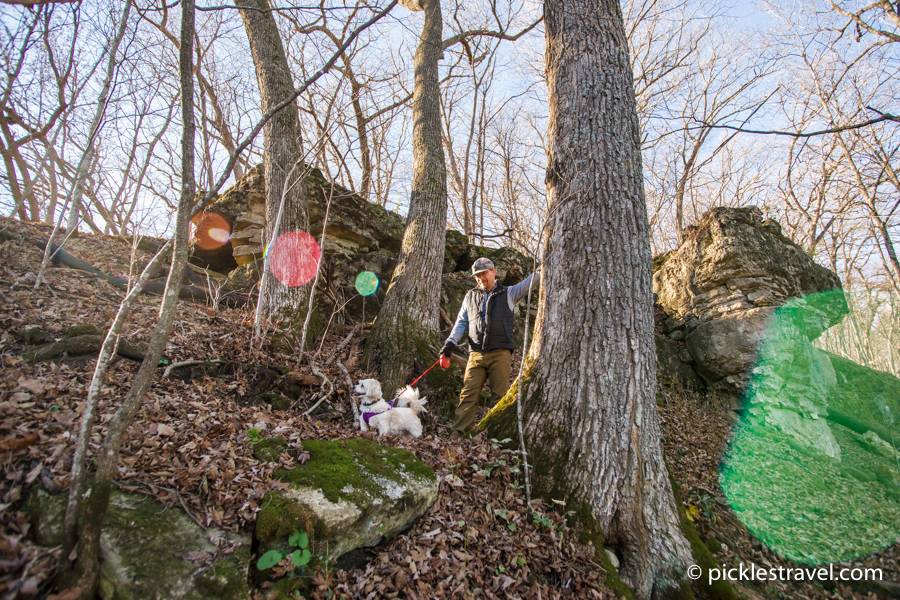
[267, 231, 320, 287]
[191, 212, 232, 250]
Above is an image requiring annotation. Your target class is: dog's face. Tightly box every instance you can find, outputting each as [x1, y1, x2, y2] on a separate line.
[353, 379, 383, 406]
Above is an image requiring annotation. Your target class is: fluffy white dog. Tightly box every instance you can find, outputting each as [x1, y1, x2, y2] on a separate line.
[353, 378, 428, 438]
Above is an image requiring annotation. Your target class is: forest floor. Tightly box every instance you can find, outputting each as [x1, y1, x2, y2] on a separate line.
[0, 216, 896, 600]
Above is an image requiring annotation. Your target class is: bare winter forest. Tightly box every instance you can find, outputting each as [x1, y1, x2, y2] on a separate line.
[1, 0, 899, 599]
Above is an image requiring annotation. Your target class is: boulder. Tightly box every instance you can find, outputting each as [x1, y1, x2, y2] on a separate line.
[305, 167, 406, 255]
[654, 206, 847, 391]
[221, 258, 264, 297]
[27, 485, 251, 600]
[254, 438, 438, 580]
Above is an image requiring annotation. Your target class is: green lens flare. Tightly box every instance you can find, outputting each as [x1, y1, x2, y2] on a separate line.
[355, 271, 379, 297]
[721, 290, 900, 564]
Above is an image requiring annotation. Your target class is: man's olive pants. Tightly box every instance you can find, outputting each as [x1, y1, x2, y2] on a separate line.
[450, 349, 512, 437]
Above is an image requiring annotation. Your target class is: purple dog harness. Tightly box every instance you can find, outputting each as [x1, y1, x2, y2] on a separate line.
[362, 400, 394, 426]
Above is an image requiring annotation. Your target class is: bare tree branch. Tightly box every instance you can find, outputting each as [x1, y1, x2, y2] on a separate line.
[694, 110, 899, 138]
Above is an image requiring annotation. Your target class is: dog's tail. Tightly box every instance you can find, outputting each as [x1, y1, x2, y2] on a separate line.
[397, 387, 428, 414]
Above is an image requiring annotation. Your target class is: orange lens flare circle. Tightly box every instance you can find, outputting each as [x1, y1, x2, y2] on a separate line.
[192, 212, 232, 250]
[268, 231, 320, 288]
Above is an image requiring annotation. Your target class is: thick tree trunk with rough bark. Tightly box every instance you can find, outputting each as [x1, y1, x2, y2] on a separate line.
[238, 0, 318, 332]
[482, 0, 691, 596]
[364, 0, 447, 394]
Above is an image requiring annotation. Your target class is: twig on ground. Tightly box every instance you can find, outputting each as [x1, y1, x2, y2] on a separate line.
[162, 359, 226, 378]
[324, 323, 359, 367]
[300, 360, 334, 416]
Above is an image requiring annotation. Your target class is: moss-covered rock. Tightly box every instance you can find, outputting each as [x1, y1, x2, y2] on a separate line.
[252, 437, 296, 463]
[457, 243, 535, 286]
[27, 485, 251, 600]
[22, 327, 54, 345]
[444, 229, 469, 265]
[221, 258, 263, 297]
[66, 324, 101, 337]
[254, 438, 438, 580]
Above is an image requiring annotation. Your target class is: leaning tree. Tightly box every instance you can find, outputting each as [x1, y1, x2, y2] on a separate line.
[481, 0, 693, 596]
[364, 0, 448, 394]
[237, 0, 319, 334]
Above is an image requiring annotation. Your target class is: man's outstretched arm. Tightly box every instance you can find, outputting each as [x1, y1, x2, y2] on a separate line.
[506, 269, 541, 307]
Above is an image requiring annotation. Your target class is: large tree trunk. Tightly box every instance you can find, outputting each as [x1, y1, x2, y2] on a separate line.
[482, 0, 691, 596]
[237, 0, 318, 333]
[364, 0, 447, 394]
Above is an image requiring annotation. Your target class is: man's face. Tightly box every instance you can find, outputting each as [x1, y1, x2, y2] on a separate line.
[474, 268, 497, 290]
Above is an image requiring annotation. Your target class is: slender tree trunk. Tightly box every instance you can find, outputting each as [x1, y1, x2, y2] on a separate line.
[237, 0, 318, 333]
[482, 0, 691, 596]
[58, 1, 195, 597]
[364, 0, 447, 394]
[348, 75, 373, 200]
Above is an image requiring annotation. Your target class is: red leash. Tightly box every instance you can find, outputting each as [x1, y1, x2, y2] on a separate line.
[395, 357, 443, 398]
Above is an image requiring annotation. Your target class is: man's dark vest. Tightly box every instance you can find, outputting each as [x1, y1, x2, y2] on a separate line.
[463, 283, 515, 352]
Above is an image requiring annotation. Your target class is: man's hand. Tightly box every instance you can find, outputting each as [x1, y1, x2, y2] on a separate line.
[440, 341, 456, 358]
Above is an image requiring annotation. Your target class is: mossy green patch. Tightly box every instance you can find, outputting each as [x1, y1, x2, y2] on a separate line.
[192, 546, 252, 599]
[256, 491, 318, 546]
[252, 438, 297, 463]
[66, 324, 100, 337]
[272, 438, 434, 507]
[565, 501, 636, 600]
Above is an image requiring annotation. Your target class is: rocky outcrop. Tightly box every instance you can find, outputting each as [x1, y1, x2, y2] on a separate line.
[654, 206, 847, 399]
[27, 485, 251, 600]
[254, 438, 438, 582]
[192, 165, 540, 329]
[190, 165, 407, 275]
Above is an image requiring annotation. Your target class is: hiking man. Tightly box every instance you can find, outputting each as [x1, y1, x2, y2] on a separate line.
[440, 257, 540, 439]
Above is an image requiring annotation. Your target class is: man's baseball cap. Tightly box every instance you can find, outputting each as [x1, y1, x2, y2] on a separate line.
[472, 257, 495, 275]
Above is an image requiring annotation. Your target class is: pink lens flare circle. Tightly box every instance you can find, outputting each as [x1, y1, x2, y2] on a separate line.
[267, 231, 320, 288]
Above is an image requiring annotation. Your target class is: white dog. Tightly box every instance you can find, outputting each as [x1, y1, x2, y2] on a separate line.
[353, 378, 428, 438]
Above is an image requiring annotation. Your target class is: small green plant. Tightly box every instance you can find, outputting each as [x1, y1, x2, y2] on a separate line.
[516, 556, 527, 566]
[494, 508, 517, 531]
[688, 492, 718, 524]
[257, 529, 312, 571]
[246, 428, 264, 444]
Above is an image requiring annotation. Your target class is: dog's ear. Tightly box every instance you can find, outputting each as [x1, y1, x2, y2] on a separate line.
[368, 380, 382, 398]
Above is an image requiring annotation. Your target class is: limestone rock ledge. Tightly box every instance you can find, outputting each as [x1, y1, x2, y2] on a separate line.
[654, 206, 847, 396]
